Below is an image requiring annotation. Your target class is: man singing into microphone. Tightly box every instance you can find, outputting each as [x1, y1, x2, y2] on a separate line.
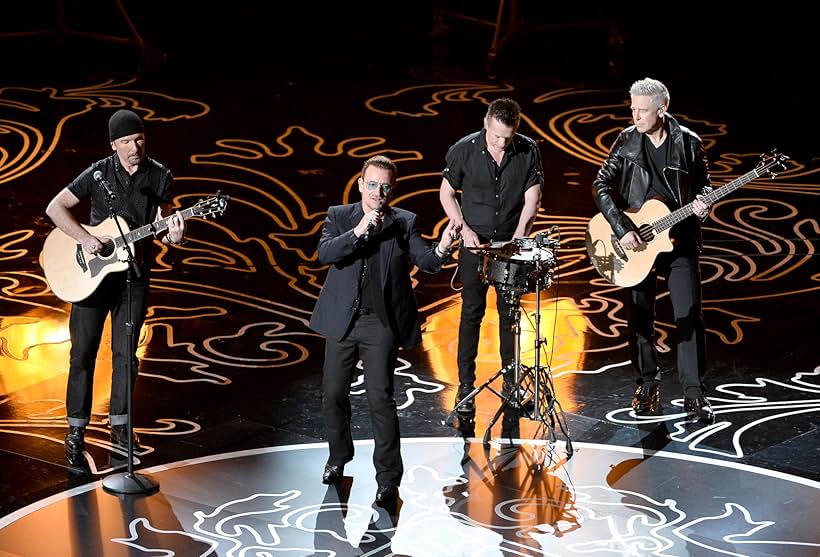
[309, 155, 461, 506]
[45, 109, 186, 467]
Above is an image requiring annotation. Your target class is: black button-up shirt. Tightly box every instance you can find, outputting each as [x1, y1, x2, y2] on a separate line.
[443, 129, 543, 242]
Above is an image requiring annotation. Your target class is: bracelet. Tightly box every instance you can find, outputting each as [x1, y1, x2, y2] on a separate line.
[168, 236, 187, 246]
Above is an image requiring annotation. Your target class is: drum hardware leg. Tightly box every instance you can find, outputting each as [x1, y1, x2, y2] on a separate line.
[481, 296, 526, 447]
[530, 255, 573, 458]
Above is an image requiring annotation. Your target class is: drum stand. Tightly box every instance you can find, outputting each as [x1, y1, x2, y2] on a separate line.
[480, 287, 531, 446]
[509, 263, 574, 464]
[445, 251, 573, 463]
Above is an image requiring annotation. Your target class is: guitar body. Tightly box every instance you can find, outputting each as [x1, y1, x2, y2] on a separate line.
[41, 192, 230, 303]
[41, 217, 132, 302]
[585, 199, 674, 287]
[585, 151, 788, 287]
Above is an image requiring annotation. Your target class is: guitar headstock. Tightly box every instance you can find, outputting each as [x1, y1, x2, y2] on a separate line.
[758, 150, 789, 178]
[192, 191, 230, 220]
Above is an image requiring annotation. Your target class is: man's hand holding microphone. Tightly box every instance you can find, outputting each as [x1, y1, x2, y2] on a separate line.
[354, 209, 385, 241]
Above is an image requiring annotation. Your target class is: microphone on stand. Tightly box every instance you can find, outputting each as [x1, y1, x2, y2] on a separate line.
[92, 170, 116, 200]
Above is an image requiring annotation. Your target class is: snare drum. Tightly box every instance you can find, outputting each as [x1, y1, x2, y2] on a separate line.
[479, 243, 555, 292]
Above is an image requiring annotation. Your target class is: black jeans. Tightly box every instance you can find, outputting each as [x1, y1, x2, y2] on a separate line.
[322, 313, 402, 487]
[456, 248, 516, 387]
[627, 251, 707, 398]
[66, 272, 148, 427]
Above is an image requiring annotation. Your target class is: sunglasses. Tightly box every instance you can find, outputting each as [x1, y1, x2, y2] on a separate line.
[364, 180, 393, 194]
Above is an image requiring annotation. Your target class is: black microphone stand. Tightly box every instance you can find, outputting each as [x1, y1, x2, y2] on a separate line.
[98, 185, 159, 496]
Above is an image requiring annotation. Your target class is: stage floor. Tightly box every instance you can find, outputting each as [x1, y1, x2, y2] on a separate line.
[1, 5, 818, 555]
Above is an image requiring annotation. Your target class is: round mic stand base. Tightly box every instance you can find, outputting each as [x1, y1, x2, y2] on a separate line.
[102, 471, 159, 495]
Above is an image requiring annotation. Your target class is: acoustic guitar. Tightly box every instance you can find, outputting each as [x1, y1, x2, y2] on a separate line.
[585, 151, 787, 287]
[42, 192, 229, 302]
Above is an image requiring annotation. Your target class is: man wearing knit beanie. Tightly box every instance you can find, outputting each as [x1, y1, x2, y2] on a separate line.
[45, 108, 186, 469]
[108, 109, 144, 142]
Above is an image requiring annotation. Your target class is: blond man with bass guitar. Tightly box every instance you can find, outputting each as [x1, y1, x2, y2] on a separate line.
[590, 78, 715, 422]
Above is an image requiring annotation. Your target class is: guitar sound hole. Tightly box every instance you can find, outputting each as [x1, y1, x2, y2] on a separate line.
[98, 240, 115, 257]
[639, 225, 654, 243]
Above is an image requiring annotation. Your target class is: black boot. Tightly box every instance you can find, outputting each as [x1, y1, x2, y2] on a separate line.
[684, 396, 715, 423]
[454, 383, 475, 414]
[65, 426, 85, 467]
[631, 384, 661, 414]
[110, 424, 143, 452]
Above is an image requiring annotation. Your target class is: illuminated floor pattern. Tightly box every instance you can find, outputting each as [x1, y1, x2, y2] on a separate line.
[2, 439, 819, 557]
[1, 5, 819, 556]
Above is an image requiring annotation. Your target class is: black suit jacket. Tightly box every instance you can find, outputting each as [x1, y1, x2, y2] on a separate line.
[309, 203, 446, 349]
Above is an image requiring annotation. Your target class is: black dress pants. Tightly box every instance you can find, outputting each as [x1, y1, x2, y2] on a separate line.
[322, 313, 402, 487]
[627, 251, 707, 398]
[456, 247, 516, 387]
[66, 272, 148, 427]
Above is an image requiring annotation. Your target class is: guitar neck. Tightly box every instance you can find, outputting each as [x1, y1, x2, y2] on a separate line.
[113, 207, 197, 248]
[653, 160, 778, 233]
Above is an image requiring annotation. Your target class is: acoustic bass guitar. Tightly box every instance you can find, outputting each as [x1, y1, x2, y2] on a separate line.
[585, 150, 787, 287]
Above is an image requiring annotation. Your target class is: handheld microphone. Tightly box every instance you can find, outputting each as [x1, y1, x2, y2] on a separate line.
[362, 210, 382, 242]
[92, 170, 116, 200]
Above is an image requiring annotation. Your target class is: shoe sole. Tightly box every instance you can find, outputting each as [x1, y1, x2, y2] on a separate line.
[685, 413, 715, 424]
[632, 405, 661, 415]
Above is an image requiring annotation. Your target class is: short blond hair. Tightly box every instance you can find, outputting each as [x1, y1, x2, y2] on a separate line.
[629, 77, 670, 109]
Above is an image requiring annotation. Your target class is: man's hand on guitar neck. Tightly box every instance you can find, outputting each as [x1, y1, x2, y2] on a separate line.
[164, 209, 187, 245]
[693, 195, 711, 220]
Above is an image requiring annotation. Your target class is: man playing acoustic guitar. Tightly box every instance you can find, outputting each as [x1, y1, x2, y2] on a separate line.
[45, 109, 186, 466]
[592, 78, 715, 422]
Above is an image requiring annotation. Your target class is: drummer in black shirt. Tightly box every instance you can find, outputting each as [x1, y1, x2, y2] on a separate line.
[439, 98, 544, 415]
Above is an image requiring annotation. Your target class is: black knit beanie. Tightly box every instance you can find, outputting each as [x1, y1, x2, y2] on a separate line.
[108, 109, 144, 142]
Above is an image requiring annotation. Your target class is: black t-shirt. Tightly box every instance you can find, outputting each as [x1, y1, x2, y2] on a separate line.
[642, 135, 698, 247]
[443, 129, 543, 243]
[643, 135, 676, 206]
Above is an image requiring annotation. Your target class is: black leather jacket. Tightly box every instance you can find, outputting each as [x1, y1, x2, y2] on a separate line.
[592, 113, 712, 249]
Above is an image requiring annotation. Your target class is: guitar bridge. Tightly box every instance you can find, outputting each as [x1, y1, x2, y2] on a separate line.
[75, 245, 88, 272]
[611, 235, 628, 261]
